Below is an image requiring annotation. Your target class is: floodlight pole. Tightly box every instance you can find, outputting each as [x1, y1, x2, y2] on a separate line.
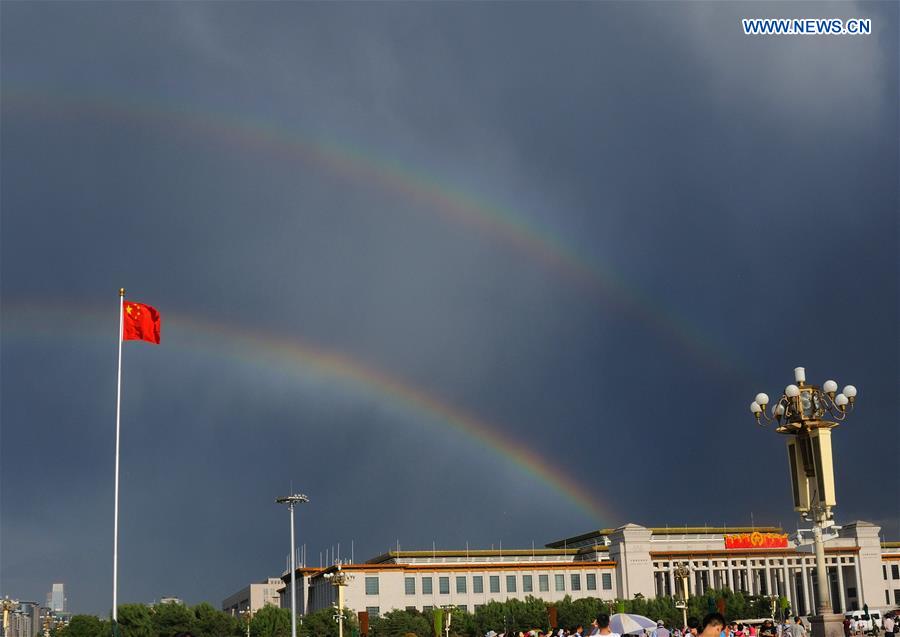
[277, 493, 309, 637]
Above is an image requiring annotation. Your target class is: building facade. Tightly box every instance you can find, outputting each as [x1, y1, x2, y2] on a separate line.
[3, 602, 41, 637]
[222, 578, 285, 615]
[883, 542, 900, 608]
[46, 585, 64, 614]
[282, 522, 898, 619]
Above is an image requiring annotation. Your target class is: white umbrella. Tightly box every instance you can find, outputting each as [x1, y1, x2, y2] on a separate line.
[609, 614, 658, 635]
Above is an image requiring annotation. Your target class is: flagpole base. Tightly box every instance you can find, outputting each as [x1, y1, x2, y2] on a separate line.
[810, 614, 844, 637]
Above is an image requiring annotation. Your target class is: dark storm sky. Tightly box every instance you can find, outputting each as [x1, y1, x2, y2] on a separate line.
[2, 0, 897, 616]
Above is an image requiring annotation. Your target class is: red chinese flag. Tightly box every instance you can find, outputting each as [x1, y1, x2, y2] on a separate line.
[122, 300, 161, 344]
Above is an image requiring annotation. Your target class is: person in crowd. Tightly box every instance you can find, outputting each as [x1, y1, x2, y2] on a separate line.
[573, 625, 584, 637]
[749, 624, 757, 637]
[700, 613, 726, 637]
[788, 617, 807, 637]
[760, 619, 776, 637]
[596, 614, 620, 637]
[686, 617, 701, 637]
[883, 615, 895, 635]
[655, 620, 671, 637]
[735, 623, 745, 637]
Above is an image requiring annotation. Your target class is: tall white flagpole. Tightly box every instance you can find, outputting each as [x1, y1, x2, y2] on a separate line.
[113, 288, 124, 623]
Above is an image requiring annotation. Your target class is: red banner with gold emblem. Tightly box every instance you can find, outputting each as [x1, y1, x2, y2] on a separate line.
[725, 532, 788, 549]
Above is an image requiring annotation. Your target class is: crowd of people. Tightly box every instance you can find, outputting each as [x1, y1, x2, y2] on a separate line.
[493, 612, 900, 637]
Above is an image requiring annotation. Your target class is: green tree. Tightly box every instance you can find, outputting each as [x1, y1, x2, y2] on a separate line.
[370, 609, 432, 637]
[192, 602, 243, 637]
[116, 604, 153, 637]
[59, 615, 108, 637]
[556, 597, 609, 631]
[251, 606, 293, 637]
[297, 607, 356, 637]
[151, 601, 195, 637]
[473, 601, 507, 637]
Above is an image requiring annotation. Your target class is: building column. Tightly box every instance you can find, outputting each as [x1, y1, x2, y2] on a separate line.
[765, 561, 773, 596]
[686, 562, 694, 596]
[802, 564, 811, 615]
[792, 567, 801, 613]
[707, 564, 714, 593]
[668, 566, 676, 598]
[836, 562, 846, 613]
[782, 561, 792, 606]
[808, 564, 818, 611]
[727, 561, 734, 592]
[852, 557, 864, 608]
[746, 562, 753, 594]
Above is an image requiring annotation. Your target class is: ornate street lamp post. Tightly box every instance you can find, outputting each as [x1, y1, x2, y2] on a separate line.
[749, 367, 857, 637]
[673, 563, 691, 631]
[324, 564, 354, 637]
[1, 597, 19, 637]
[239, 608, 253, 637]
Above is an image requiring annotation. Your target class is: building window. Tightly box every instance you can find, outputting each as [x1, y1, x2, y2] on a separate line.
[406, 607, 417, 612]
[847, 588, 857, 598]
[555, 574, 565, 591]
[457, 605, 467, 613]
[893, 565, 899, 579]
[424, 606, 433, 612]
[571, 574, 581, 591]
[587, 574, 597, 590]
[365, 577, 379, 595]
[602, 573, 612, 590]
[523, 575, 533, 592]
[473, 576, 484, 593]
[475, 605, 484, 612]
[423, 577, 433, 595]
[895, 590, 900, 606]
[405, 577, 416, 595]
[439, 577, 450, 595]
[539, 575, 549, 592]
[490, 576, 500, 593]
[884, 565, 889, 580]
[457, 576, 467, 594]
[366, 607, 380, 619]
[507, 575, 517, 592]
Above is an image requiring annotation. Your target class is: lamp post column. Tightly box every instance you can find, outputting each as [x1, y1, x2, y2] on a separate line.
[277, 493, 309, 637]
[812, 523, 831, 615]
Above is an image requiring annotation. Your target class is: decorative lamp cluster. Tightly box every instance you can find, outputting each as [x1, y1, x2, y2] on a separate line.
[750, 366, 857, 426]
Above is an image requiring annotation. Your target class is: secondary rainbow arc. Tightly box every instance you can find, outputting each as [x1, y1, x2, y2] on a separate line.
[4, 88, 743, 377]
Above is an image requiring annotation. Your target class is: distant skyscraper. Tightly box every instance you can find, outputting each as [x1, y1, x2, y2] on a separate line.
[47, 583, 65, 613]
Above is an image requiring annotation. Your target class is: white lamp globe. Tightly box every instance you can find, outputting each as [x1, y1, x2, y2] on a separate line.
[823, 380, 838, 394]
[843, 385, 857, 398]
[750, 401, 762, 414]
[835, 393, 849, 407]
[755, 393, 769, 406]
[794, 367, 806, 383]
[786, 384, 800, 397]
[774, 404, 785, 416]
